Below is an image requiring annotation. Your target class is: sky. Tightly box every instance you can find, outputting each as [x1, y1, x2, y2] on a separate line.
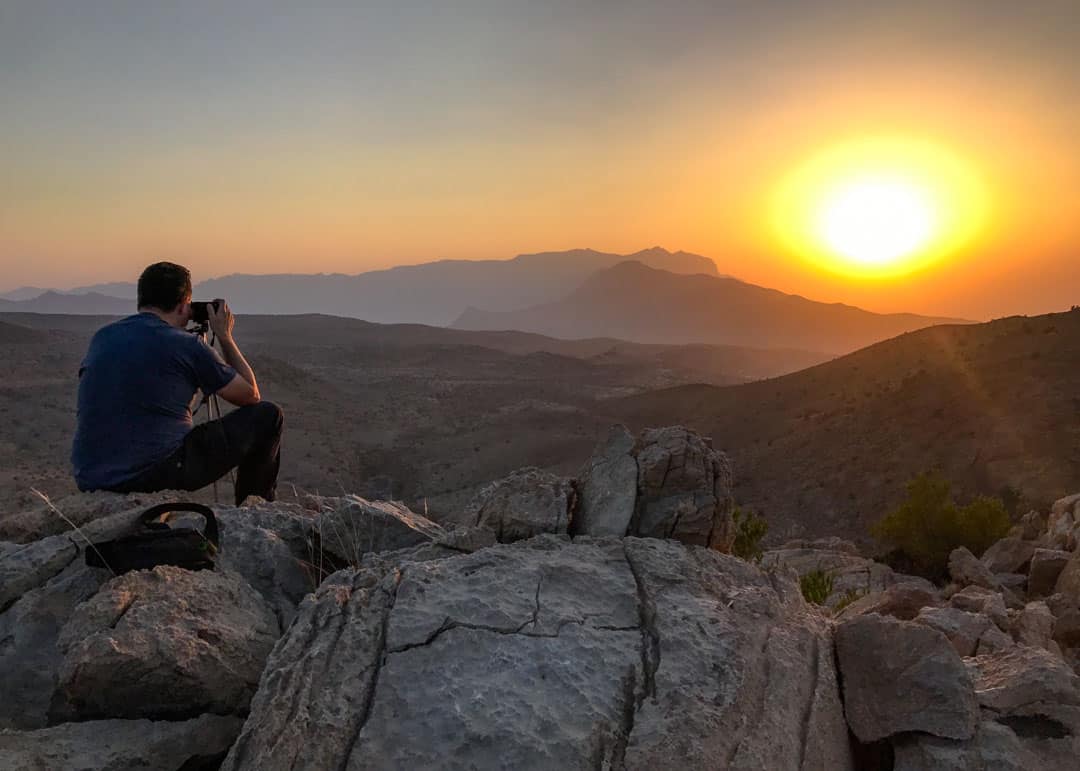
[1, 0, 1077, 319]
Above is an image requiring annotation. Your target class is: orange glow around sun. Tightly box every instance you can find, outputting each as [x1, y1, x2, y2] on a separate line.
[770, 137, 989, 279]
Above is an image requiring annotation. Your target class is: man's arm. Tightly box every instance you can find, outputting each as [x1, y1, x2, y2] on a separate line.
[208, 300, 261, 406]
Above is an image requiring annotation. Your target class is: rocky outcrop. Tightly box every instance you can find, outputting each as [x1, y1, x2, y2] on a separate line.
[570, 424, 735, 552]
[633, 427, 734, 550]
[51, 566, 279, 721]
[763, 543, 936, 610]
[836, 613, 978, 742]
[0, 714, 242, 771]
[915, 606, 994, 657]
[893, 721, 1037, 771]
[467, 467, 575, 542]
[835, 583, 941, 621]
[0, 489, 180, 544]
[1029, 548, 1071, 598]
[312, 494, 446, 564]
[981, 537, 1037, 574]
[222, 537, 853, 770]
[950, 585, 1010, 631]
[949, 546, 999, 590]
[1047, 493, 1080, 551]
[574, 424, 638, 537]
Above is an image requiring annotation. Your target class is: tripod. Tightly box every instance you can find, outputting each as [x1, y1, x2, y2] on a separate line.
[191, 321, 236, 504]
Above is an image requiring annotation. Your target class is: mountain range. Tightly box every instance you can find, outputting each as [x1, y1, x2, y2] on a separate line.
[454, 260, 965, 354]
[1, 247, 963, 353]
[0, 247, 716, 325]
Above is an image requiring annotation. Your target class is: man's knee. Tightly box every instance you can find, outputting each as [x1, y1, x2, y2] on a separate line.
[253, 400, 284, 435]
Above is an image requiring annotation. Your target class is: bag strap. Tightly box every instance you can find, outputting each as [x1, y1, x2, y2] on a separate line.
[139, 502, 219, 549]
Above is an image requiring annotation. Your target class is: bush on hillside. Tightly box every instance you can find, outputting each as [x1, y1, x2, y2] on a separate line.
[800, 569, 834, 605]
[872, 472, 1011, 582]
[731, 506, 768, 563]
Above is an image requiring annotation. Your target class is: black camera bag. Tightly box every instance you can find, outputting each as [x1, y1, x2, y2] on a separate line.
[84, 502, 219, 574]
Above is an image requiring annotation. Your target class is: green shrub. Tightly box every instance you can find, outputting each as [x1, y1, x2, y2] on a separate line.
[732, 506, 768, 563]
[800, 569, 834, 605]
[872, 472, 1011, 582]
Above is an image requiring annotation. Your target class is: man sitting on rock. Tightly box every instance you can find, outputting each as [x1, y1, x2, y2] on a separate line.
[71, 261, 283, 505]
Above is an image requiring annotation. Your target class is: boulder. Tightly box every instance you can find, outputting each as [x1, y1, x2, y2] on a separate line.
[835, 613, 977, 742]
[1011, 509, 1046, 541]
[1053, 608, 1080, 649]
[761, 546, 911, 609]
[0, 489, 180, 543]
[1054, 551, 1080, 606]
[949, 546, 999, 590]
[950, 585, 1010, 631]
[1028, 549, 1071, 598]
[967, 646, 1080, 766]
[0, 508, 145, 729]
[313, 494, 446, 564]
[1047, 493, 1080, 551]
[574, 424, 638, 537]
[975, 625, 1014, 656]
[222, 537, 854, 770]
[778, 537, 861, 555]
[631, 426, 735, 551]
[981, 537, 1037, 575]
[0, 535, 78, 612]
[1012, 601, 1056, 651]
[915, 606, 993, 657]
[835, 583, 941, 622]
[467, 467, 575, 542]
[0, 714, 241, 771]
[52, 566, 279, 721]
[893, 720, 1036, 771]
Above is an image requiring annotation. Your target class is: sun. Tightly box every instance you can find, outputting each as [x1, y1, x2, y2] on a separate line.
[770, 137, 988, 278]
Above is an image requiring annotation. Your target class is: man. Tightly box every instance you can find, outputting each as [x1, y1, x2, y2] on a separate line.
[72, 261, 283, 505]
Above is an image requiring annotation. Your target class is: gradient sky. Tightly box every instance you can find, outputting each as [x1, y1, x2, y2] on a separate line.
[2, 0, 1077, 319]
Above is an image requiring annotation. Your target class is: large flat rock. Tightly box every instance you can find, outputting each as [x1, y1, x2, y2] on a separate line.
[223, 536, 852, 770]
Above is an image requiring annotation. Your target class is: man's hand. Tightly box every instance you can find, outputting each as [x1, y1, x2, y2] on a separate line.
[207, 299, 235, 341]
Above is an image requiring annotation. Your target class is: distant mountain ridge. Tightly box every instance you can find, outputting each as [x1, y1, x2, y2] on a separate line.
[0, 291, 133, 316]
[452, 260, 968, 354]
[1, 247, 718, 324]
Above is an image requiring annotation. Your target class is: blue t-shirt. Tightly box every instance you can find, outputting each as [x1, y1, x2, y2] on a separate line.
[71, 312, 237, 490]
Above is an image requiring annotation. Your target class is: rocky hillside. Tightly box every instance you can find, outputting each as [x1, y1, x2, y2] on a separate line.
[2, 425, 1079, 769]
[453, 260, 965, 354]
[610, 308, 1080, 544]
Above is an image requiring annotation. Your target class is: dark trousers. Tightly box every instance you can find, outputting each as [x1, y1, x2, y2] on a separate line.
[112, 401, 284, 506]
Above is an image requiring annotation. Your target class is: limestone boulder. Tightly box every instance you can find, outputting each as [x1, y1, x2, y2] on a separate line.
[0, 714, 241, 771]
[834, 583, 941, 621]
[835, 613, 977, 742]
[312, 494, 446, 564]
[981, 537, 1037, 574]
[975, 625, 1014, 655]
[893, 721, 1036, 771]
[1029, 548, 1071, 598]
[222, 537, 854, 770]
[211, 501, 319, 630]
[0, 535, 78, 612]
[1047, 493, 1080, 551]
[573, 424, 638, 537]
[0, 508, 147, 730]
[0, 490, 179, 544]
[632, 426, 735, 551]
[52, 566, 279, 721]
[1054, 551, 1080, 606]
[1053, 608, 1080, 650]
[1012, 601, 1056, 651]
[967, 646, 1080, 766]
[950, 585, 1010, 631]
[915, 606, 993, 657]
[1011, 509, 1047, 541]
[467, 467, 575, 542]
[949, 546, 999, 590]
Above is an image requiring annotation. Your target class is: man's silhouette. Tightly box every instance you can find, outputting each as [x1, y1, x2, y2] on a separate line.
[72, 261, 283, 505]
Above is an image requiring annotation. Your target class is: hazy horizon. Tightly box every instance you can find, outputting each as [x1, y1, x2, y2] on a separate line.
[3, 1, 1078, 320]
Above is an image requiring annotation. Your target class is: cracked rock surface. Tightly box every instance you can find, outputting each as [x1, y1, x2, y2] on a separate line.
[52, 565, 279, 721]
[223, 535, 852, 770]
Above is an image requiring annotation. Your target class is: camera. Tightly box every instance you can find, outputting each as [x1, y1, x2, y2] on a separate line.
[190, 300, 221, 324]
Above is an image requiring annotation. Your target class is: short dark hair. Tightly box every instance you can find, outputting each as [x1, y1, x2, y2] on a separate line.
[137, 262, 192, 311]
